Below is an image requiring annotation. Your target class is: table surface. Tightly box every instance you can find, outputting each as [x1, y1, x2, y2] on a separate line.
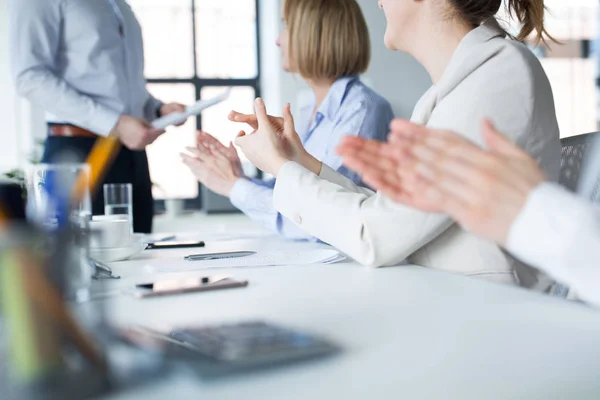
[89, 223, 600, 400]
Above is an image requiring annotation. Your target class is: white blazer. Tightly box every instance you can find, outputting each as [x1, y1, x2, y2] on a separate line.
[272, 22, 561, 289]
[507, 183, 600, 306]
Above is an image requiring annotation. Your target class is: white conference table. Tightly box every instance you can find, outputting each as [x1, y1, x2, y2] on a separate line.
[91, 227, 600, 400]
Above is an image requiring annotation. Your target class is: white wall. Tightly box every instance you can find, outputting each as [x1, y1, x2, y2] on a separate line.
[259, 0, 432, 119]
[0, 0, 20, 173]
[0, 0, 45, 174]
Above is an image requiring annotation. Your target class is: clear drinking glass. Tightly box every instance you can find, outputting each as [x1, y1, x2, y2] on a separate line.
[103, 183, 133, 231]
[26, 163, 92, 228]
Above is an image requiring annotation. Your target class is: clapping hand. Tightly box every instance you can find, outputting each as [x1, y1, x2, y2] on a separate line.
[180, 131, 245, 197]
[115, 115, 165, 150]
[233, 98, 321, 177]
[337, 119, 546, 246]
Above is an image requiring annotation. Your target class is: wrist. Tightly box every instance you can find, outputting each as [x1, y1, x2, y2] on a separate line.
[223, 179, 237, 197]
[298, 151, 322, 176]
[271, 156, 290, 177]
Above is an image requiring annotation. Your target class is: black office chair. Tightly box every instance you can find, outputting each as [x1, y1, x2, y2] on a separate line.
[559, 131, 600, 196]
[552, 131, 600, 298]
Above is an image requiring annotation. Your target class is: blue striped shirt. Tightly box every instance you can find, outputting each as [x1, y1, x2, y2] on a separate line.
[230, 76, 394, 240]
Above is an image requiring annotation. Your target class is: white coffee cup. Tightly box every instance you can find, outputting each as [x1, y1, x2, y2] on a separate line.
[89, 215, 132, 249]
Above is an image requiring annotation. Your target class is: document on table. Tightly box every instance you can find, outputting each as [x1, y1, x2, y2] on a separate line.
[152, 88, 231, 130]
[150, 249, 346, 273]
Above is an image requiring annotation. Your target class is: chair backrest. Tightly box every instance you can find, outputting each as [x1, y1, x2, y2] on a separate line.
[552, 131, 600, 298]
[559, 131, 600, 200]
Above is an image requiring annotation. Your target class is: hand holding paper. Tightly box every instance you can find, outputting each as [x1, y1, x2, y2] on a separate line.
[152, 88, 232, 130]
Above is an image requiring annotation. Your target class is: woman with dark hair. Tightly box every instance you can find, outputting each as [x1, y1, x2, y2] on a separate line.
[234, 0, 561, 291]
[339, 119, 600, 306]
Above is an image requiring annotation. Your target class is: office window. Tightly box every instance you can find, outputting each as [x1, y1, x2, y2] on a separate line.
[128, 0, 260, 201]
[501, 0, 598, 137]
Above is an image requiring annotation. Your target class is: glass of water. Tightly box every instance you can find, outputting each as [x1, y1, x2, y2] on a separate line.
[103, 183, 133, 231]
[26, 163, 92, 228]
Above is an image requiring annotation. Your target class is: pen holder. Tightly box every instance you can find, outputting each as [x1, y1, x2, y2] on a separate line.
[0, 223, 170, 399]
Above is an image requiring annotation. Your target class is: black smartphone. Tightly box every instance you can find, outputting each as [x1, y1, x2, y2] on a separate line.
[146, 240, 206, 250]
[134, 276, 248, 298]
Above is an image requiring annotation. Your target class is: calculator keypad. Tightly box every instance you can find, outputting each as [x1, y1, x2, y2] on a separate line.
[169, 321, 335, 364]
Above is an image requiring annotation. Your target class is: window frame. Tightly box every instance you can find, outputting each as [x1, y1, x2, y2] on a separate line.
[145, 0, 262, 211]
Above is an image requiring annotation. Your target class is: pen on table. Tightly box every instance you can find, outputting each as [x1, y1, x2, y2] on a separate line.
[184, 251, 256, 261]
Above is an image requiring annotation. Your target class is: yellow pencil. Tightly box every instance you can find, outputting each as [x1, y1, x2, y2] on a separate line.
[71, 132, 121, 205]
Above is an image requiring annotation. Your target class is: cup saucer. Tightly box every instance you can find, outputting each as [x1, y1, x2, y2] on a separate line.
[89, 235, 147, 263]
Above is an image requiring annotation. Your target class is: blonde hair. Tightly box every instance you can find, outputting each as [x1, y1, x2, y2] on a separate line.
[283, 0, 371, 80]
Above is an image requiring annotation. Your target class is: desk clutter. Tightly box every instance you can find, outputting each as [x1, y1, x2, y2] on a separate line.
[0, 176, 346, 398]
[124, 321, 340, 377]
[152, 249, 346, 272]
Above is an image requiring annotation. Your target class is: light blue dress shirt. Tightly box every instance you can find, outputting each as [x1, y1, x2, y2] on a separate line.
[8, 0, 162, 136]
[230, 76, 394, 240]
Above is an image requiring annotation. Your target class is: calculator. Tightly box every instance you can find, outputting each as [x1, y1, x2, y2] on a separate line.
[169, 321, 340, 366]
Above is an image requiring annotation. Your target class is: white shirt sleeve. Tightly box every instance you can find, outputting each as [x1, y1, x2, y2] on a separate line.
[230, 178, 316, 240]
[507, 183, 600, 307]
[8, 0, 121, 135]
[273, 162, 454, 267]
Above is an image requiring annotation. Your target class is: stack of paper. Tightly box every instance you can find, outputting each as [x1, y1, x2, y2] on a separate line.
[151, 249, 346, 273]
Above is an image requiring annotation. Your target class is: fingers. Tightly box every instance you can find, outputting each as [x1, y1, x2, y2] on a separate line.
[185, 146, 212, 162]
[404, 126, 496, 170]
[342, 147, 399, 178]
[197, 130, 222, 145]
[482, 119, 525, 158]
[282, 103, 295, 135]
[226, 141, 241, 160]
[389, 119, 427, 142]
[229, 110, 257, 123]
[196, 131, 227, 152]
[229, 110, 259, 132]
[398, 154, 480, 207]
[337, 136, 381, 155]
[254, 98, 270, 127]
[180, 152, 198, 163]
[163, 103, 186, 114]
[361, 170, 404, 200]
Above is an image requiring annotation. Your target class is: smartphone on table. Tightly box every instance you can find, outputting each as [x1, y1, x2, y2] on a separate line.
[134, 276, 248, 298]
[146, 240, 206, 250]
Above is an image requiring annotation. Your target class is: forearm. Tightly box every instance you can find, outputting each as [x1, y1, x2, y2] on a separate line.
[507, 183, 600, 306]
[273, 162, 453, 267]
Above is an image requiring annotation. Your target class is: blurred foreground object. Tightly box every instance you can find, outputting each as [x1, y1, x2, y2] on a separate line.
[0, 182, 26, 221]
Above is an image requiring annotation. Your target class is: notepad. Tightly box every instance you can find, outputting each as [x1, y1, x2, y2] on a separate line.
[150, 249, 346, 273]
[152, 88, 231, 130]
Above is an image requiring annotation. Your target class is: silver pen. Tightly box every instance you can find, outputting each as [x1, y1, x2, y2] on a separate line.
[184, 251, 256, 261]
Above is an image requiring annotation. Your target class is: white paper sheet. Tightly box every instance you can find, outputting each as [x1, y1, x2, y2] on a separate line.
[150, 249, 346, 273]
[152, 88, 231, 130]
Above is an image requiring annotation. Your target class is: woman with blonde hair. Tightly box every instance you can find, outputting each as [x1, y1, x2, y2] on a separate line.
[181, 0, 393, 240]
[235, 0, 561, 291]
